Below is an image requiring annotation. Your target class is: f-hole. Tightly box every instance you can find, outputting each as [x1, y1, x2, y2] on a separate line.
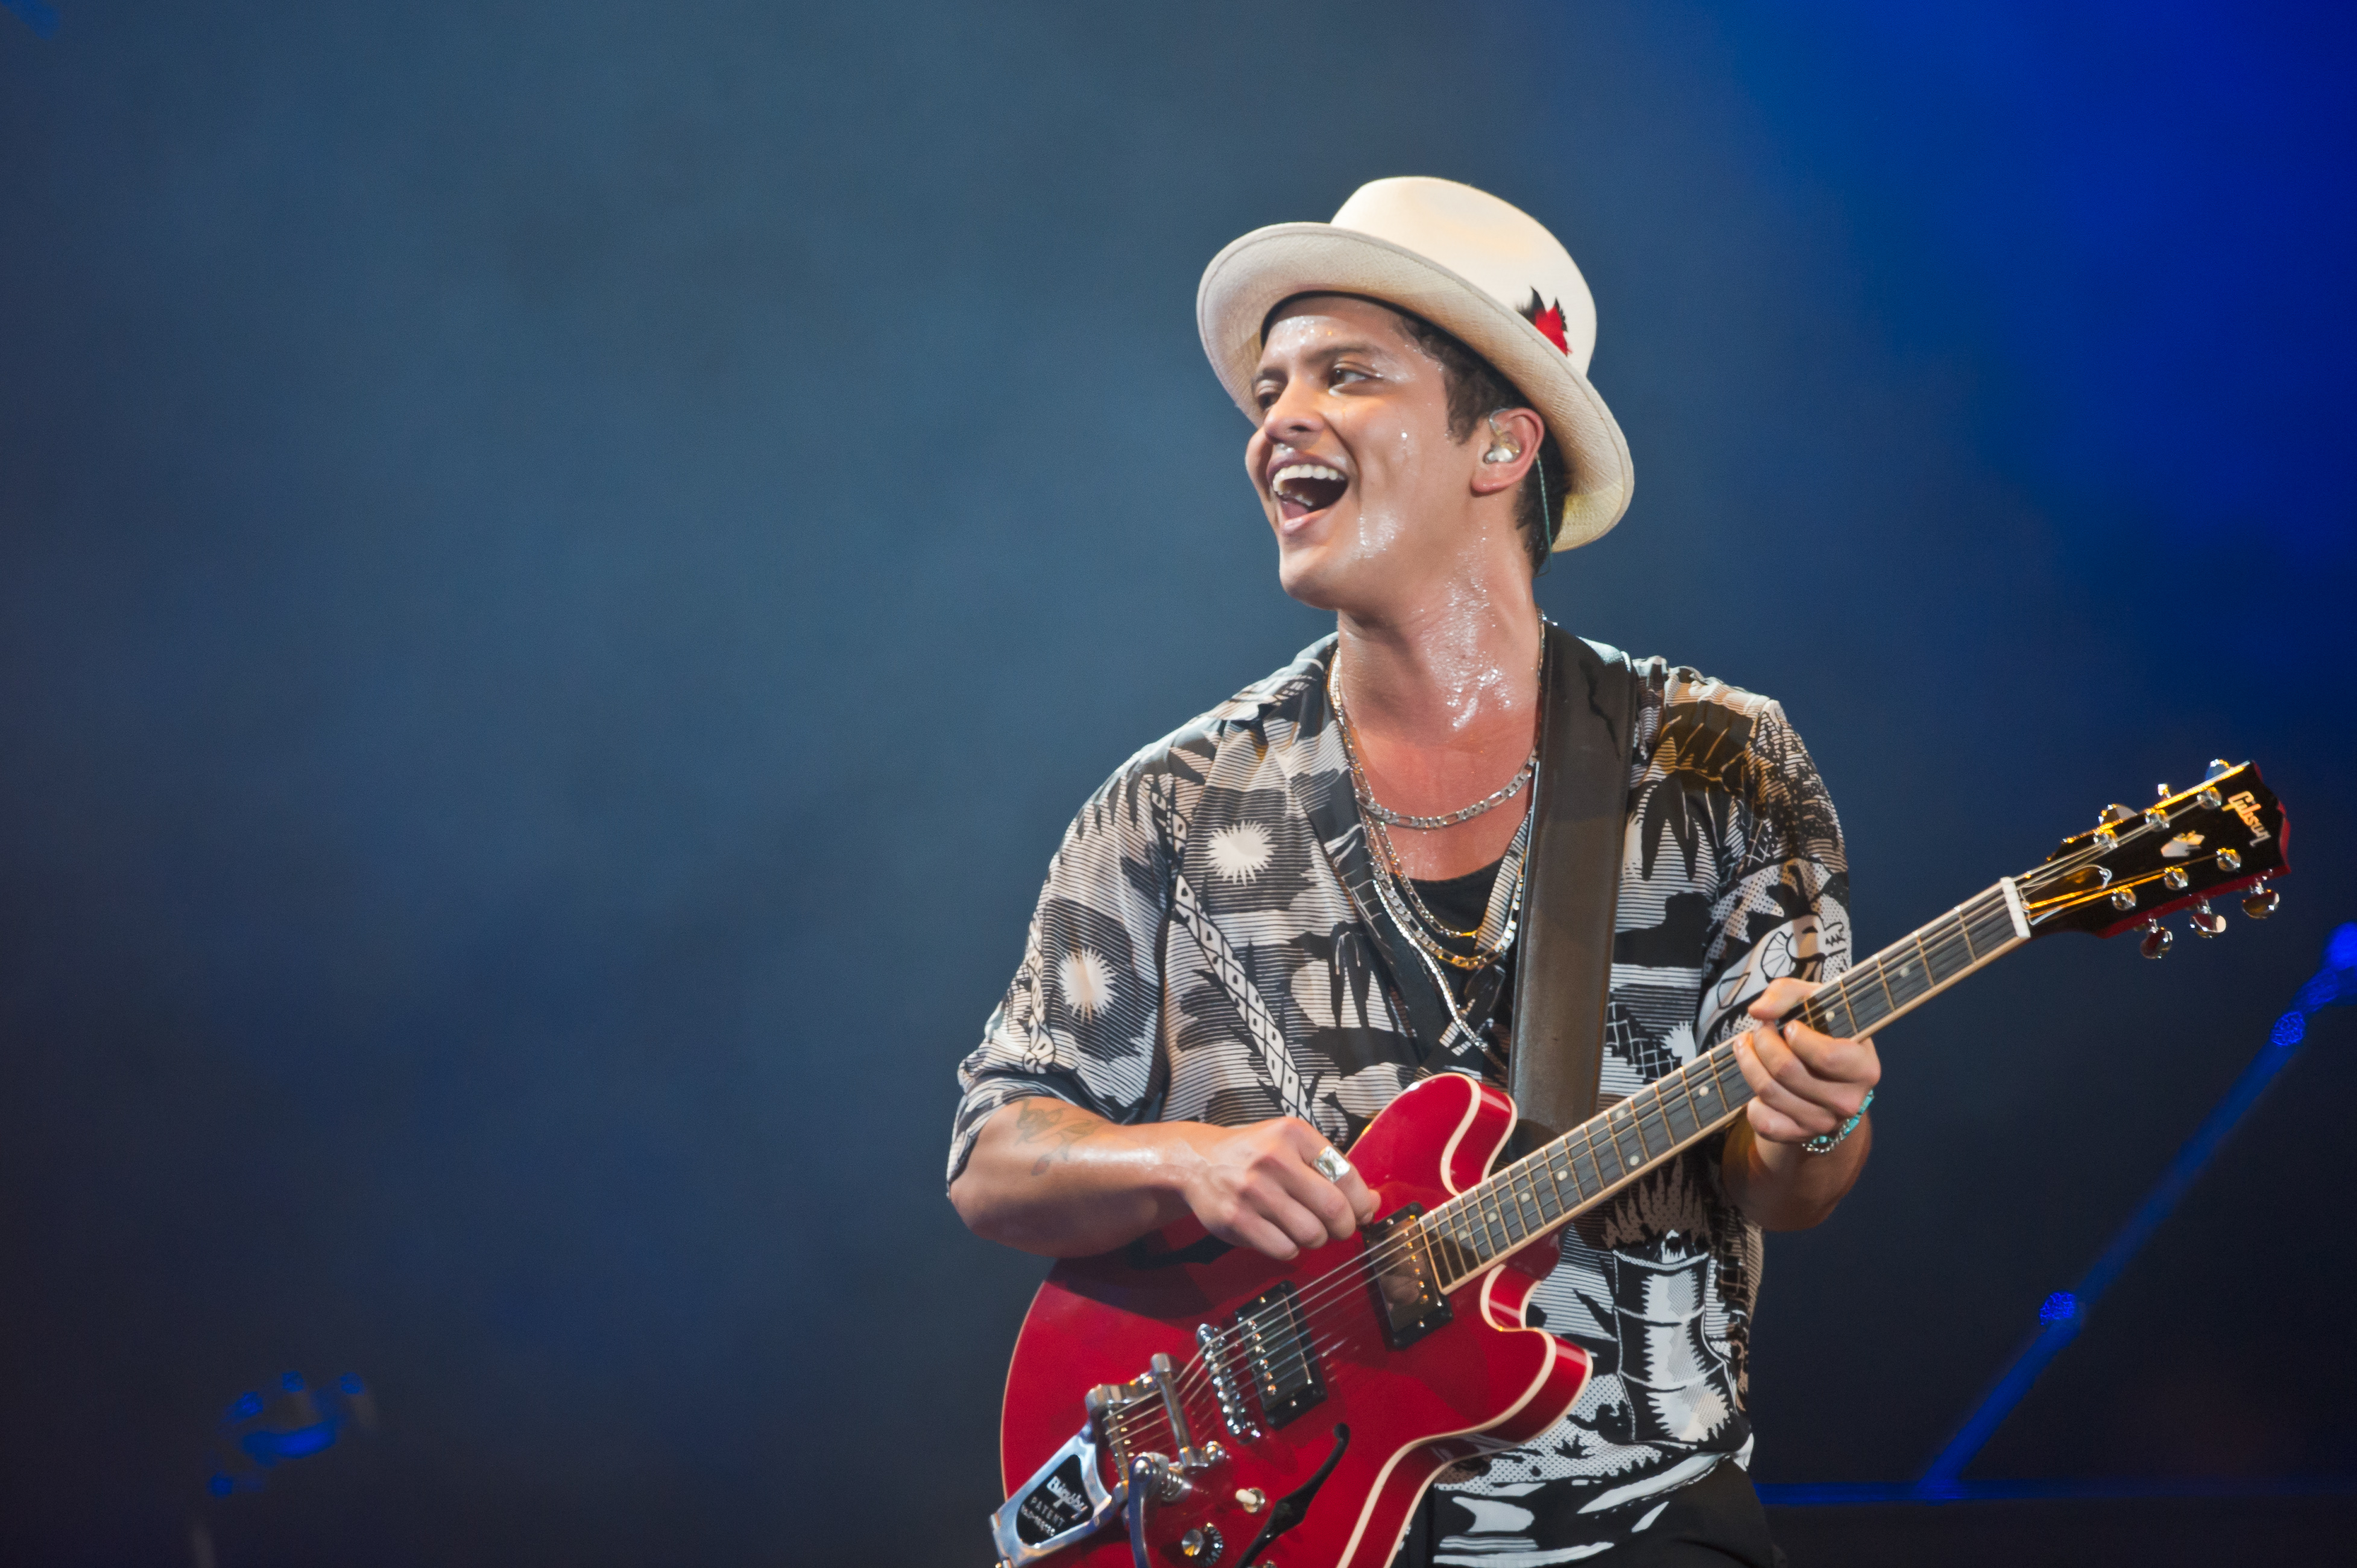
[1237, 1423, 1350, 1568]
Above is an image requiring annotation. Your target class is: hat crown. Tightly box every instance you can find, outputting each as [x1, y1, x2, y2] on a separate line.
[1328, 178, 1598, 376]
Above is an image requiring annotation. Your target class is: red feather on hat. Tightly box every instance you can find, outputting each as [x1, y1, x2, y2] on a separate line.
[1519, 290, 1569, 353]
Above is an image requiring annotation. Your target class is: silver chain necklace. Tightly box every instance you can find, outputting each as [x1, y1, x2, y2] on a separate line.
[1334, 691, 1538, 830]
[1328, 641, 1543, 972]
[1358, 757, 1535, 829]
[1327, 643, 1542, 830]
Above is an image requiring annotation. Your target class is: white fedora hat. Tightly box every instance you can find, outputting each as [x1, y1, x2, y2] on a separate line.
[1197, 177, 1633, 551]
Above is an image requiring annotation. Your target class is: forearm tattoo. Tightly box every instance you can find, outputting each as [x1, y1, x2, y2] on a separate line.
[1013, 1099, 1105, 1176]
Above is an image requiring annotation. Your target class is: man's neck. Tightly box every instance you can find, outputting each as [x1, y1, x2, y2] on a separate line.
[1331, 577, 1544, 758]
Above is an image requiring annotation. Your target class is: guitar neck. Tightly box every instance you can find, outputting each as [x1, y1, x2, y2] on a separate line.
[1422, 880, 2034, 1289]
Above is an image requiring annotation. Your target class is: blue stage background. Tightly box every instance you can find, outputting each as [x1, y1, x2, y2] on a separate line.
[1, 3, 2350, 1563]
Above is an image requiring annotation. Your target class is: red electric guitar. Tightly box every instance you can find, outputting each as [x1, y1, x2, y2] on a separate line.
[988, 763, 2289, 1568]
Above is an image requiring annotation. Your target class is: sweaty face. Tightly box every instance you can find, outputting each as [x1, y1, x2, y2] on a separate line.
[1246, 296, 1489, 613]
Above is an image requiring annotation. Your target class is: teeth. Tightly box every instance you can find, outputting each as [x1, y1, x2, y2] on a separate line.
[1270, 462, 1346, 506]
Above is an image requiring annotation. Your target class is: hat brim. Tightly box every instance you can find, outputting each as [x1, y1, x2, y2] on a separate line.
[1197, 222, 1633, 550]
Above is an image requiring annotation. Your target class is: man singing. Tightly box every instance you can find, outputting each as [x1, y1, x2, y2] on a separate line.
[949, 178, 1877, 1566]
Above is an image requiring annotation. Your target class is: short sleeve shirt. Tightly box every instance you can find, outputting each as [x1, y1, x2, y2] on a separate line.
[950, 635, 1850, 1558]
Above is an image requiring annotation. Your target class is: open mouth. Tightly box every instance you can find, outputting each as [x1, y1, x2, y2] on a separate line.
[1270, 462, 1348, 518]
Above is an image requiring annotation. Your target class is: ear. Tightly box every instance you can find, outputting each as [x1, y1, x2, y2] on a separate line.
[1468, 408, 1545, 498]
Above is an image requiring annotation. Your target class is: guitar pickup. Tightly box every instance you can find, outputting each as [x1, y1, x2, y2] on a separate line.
[1364, 1204, 1452, 1349]
[1236, 1280, 1326, 1428]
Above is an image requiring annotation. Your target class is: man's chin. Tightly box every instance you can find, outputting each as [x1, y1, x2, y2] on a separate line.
[1274, 538, 1357, 611]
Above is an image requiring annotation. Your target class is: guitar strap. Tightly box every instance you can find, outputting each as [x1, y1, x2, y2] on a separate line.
[1505, 625, 1638, 1151]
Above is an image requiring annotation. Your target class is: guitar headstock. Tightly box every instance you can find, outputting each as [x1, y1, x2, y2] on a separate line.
[2019, 760, 2289, 957]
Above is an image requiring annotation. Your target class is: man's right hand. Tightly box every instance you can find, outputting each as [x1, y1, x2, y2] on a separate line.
[948, 1098, 1377, 1262]
[1171, 1115, 1378, 1260]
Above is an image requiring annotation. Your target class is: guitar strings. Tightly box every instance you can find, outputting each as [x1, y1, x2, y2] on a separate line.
[1110, 804, 2241, 1452]
[1140, 872, 2204, 1455]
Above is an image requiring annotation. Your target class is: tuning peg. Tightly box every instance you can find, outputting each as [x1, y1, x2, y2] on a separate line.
[2141, 920, 2174, 960]
[2156, 783, 2172, 801]
[2206, 758, 2232, 780]
[2188, 901, 2227, 937]
[2242, 885, 2280, 921]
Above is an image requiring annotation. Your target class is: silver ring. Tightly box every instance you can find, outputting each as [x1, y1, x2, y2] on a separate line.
[1313, 1146, 1354, 1183]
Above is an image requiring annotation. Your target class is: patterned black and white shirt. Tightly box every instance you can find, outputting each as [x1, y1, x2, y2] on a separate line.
[951, 635, 1849, 1563]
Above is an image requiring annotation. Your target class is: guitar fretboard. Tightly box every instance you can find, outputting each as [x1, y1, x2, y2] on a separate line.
[1419, 881, 2030, 1288]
